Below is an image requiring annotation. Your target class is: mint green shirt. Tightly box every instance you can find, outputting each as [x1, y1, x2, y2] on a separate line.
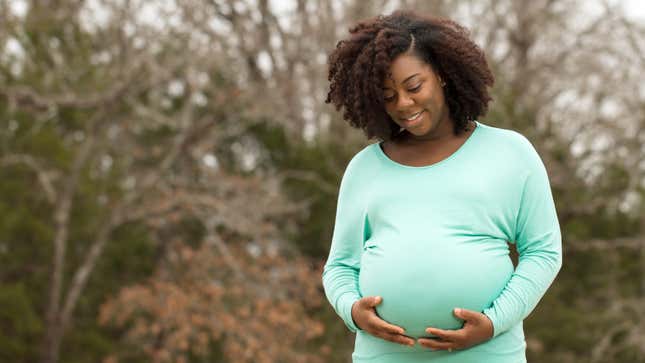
[322, 121, 562, 363]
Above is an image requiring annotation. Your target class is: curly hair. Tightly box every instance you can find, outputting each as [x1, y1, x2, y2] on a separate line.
[325, 10, 494, 141]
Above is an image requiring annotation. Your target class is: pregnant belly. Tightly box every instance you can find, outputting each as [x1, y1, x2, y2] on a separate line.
[358, 238, 513, 338]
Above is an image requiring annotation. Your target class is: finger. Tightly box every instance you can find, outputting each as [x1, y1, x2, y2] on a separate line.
[361, 295, 382, 308]
[453, 307, 481, 322]
[425, 327, 461, 341]
[358, 296, 379, 311]
[377, 331, 415, 346]
[371, 317, 406, 335]
[417, 338, 454, 351]
[362, 297, 406, 335]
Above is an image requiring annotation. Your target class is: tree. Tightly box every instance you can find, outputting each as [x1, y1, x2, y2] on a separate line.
[1, 1, 322, 362]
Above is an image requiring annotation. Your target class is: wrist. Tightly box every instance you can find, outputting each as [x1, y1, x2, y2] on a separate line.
[482, 313, 494, 338]
[351, 300, 362, 330]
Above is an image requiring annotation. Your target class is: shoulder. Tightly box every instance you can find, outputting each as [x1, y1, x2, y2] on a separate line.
[339, 143, 379, 181]
[477, 121, 530, 145]
[480, 124, 545, 173]
[477, 122, 542, 163]
[336, 144, 380, 198]
[345, 143, 378, 171]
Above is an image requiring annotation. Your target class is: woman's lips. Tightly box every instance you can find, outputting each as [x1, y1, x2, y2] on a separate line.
[401, 110, 424, 127]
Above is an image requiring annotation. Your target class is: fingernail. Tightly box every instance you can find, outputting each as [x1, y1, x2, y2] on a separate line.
[455, 308, 461, 314]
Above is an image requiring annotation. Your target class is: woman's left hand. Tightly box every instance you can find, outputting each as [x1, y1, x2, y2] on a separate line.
[417, 308, 494, 352]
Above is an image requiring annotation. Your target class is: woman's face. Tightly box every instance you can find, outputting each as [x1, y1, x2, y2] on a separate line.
[382, 53, 450, 140]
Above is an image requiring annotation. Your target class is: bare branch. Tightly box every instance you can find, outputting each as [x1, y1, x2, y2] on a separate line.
[567, 237, 645, 251]
[277, 169, 338, 195]
[0, 154, 58, 203]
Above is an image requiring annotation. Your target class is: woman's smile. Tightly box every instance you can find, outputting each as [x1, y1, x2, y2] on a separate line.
[401, 110, 425, 128]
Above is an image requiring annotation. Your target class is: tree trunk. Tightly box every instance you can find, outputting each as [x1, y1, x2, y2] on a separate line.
[39, 318, 63, 363]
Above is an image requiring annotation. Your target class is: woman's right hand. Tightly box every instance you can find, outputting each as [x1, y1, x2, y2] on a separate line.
[351, 296, 415, 346]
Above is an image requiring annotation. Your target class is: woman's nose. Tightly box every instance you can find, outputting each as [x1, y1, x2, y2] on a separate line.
[397, 93, 415, 108]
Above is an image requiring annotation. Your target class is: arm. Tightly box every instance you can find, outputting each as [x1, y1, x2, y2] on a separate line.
[321, 157, 369, 333]
[482, 141, 563, 338]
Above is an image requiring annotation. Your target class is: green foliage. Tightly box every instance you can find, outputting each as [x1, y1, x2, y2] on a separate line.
[0, 105, 158, 363]
[0, 157, 158, 363]
[0, 166, 54, 297]
[245, 120, 358, 258]
[0, 284, 42, 363]
[176, 216, 207, 249]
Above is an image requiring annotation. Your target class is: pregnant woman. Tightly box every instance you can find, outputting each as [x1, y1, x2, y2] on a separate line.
[322, 10, 562, 363]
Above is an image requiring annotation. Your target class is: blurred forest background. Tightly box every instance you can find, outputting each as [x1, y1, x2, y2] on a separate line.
[1, 0, 644, 362]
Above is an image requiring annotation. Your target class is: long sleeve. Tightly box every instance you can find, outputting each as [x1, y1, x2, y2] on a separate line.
[322, 156, 371, 333]
[482, 139, 563, 337]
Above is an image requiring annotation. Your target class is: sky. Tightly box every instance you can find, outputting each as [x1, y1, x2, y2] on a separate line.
[619, 0, 645, 20]
[5, 0, 645, 24]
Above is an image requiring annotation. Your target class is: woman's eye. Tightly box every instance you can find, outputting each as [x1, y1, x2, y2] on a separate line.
[383, 82, 422, 102]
